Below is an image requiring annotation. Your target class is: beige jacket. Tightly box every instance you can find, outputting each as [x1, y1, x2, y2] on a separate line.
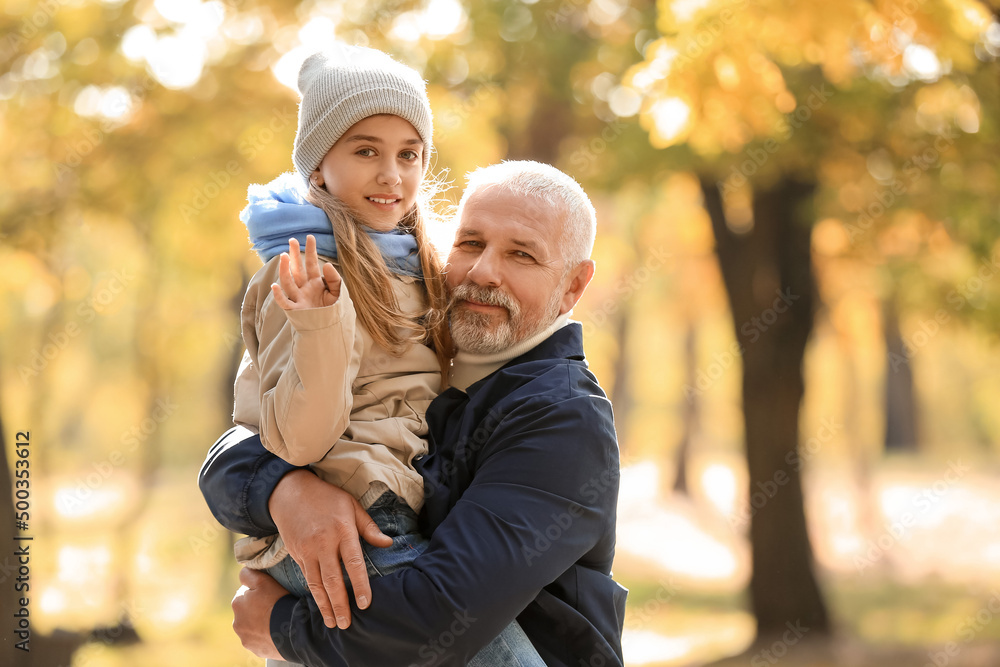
[232, 254, 440, 520]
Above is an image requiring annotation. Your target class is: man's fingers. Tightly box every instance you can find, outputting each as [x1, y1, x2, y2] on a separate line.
[339, 539, 374, 611]
[356, 506, 392, 549]
[239, 567, 263, 587]
[232, 584, 250, 604]
[301, 560, 338, 629]
[323, 565, 355, 629]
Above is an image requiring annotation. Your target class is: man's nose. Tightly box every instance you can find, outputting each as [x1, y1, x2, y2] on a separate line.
[466, 251, 501, 287]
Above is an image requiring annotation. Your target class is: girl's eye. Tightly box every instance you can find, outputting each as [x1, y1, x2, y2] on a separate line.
[357, 148, 376, 157]
[400, 150, 419, 160]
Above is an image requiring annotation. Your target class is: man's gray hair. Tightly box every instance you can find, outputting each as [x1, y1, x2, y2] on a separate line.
[456, 160, 597, 268]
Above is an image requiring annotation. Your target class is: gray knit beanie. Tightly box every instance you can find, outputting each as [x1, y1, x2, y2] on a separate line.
[292, 45, 434, 184]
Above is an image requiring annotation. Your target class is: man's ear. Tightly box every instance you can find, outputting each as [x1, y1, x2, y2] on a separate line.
[558, 259, 596, 315]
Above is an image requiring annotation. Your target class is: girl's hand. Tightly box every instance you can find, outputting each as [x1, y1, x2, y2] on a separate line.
[271, 235, 342, 310]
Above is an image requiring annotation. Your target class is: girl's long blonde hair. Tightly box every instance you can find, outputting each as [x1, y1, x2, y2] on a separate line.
[305, 181, 453, 384]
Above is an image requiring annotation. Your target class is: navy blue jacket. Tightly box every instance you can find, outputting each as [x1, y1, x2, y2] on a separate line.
[199, 323, 627, 666]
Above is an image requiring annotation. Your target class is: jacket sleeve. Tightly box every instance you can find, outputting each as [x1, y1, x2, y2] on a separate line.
[269, 389, 619, 666]
[245, 257, 363, 466]
[197, 426, 304, 537]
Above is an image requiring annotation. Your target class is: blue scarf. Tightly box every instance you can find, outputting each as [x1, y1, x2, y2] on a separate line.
[241, 172, 423, 278]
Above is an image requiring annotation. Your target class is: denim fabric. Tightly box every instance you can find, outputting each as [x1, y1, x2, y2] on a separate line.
[264, 491, 543, 666]
[467, 621, 545, 667]
[266, 490, 427, 596]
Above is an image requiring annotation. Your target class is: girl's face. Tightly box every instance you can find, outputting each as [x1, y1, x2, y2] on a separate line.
[312, 114, 424, 232]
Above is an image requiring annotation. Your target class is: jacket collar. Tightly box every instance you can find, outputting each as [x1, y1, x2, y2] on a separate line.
[460, 321, 587, 398]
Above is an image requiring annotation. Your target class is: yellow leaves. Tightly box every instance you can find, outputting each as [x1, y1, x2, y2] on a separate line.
[634, 0, 993, 160]
[712, 53, 740, 90]
[774, 90, 797, 113]
[914, 78, 981, 134]
[943, 0, 994, 40]
[875, 210, 930, 258]
[428, 83, 507, 182]
[838, 181, 868, 214]
[813, 217, 852, 257]
[646, 95, 693, 147]
[747, 52, 786, 93]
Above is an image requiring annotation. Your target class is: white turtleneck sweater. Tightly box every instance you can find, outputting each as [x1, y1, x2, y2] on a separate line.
[448, 313, 572, 392]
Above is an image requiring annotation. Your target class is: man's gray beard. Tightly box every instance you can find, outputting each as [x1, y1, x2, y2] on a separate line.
[449, 283, 561, 355]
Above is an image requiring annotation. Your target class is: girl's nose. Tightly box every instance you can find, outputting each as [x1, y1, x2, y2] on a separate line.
[376, 158, 401, 186]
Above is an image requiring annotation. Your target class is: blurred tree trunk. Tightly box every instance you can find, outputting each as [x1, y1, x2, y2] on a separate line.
[215, 269, 250, 598]
[106, 226, 164, 633]
[0, 374, 83, 665]
[0, 397, 18, 664]
[219, 267, 251, 419]
[673, 323, 698, 495]
[882, 298, 919, 452]
[700, 176, 830, 639]
[508, 94, 574, 165]
[609, 307, 633, 455]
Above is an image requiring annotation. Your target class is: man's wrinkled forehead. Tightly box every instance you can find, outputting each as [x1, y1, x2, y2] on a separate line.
[460, 184, 565, 225]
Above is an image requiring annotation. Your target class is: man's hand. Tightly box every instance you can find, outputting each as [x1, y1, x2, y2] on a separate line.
[269, 470, 393, 629]
[271, 235, 343, 310]
[232, 568, 289, 660]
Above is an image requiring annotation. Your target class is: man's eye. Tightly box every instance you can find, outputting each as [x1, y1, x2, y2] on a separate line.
[515, 251, 534, 260]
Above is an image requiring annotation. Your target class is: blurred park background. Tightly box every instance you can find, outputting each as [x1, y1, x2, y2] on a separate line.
[3, 0, 1000, 665]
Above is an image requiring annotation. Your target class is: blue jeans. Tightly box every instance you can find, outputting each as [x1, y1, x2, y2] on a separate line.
[264, 491, 543, 667]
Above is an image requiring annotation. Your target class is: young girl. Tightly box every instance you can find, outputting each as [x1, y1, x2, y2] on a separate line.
[229, 46, 543, 666]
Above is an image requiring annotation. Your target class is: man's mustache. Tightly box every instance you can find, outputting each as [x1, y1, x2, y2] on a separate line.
[449, 284, 519, 316]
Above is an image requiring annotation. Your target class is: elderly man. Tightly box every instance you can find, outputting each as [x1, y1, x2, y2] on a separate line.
[200, 160, 626, 666]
